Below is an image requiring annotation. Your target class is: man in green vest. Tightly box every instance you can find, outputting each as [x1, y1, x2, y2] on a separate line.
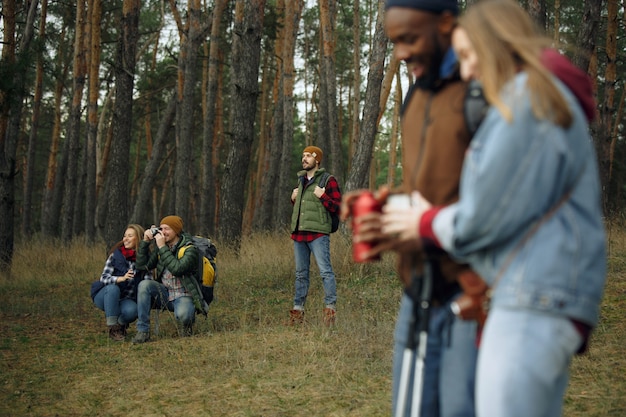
[288, 146, 342, 326]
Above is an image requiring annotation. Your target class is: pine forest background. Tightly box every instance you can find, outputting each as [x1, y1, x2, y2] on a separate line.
[0, 0, 624, 273]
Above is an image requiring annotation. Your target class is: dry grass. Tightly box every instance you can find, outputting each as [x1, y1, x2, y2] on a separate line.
[565, 221, 626, 416]
[0, 228, 624, 416]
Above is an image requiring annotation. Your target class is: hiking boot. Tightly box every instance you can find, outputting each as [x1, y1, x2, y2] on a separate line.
[132, 331, 150, 344]
[108, 324, 126, 341]
[286, 309, 305, 326]
[323, 307, 336, 327]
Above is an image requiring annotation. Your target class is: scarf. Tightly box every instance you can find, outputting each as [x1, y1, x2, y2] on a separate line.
[120, 246, 136, 262]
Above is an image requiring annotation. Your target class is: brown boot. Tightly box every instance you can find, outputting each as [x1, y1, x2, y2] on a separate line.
[323, 307, 336, 327]
[108, 324, 126, 341]
[286, 309, 305, 326]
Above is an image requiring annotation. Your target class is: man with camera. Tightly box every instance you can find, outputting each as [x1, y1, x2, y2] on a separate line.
[132, 215, 206, 343]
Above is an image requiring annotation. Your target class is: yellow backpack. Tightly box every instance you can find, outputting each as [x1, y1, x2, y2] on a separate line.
[177, 236, 217, 306]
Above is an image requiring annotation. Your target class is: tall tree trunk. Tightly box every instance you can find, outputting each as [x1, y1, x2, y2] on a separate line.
[0, 0, 18, 271]
[22, 0, 48, 237]
[257, 0, 285, 231]
[218, 0, 265, 248]
[94, 89, 114, 235]
[600, 0, 618, 213]
[0, 0, 39, 272]
[131, 92, 177, 225]
[377, 55, 400, 125]
[251, 32, 277, 232]
[349, 0, 361, 170]
[41, 27, 69, 237]
[201, 0, 229, 236]
[72, 0, 98, 237]
[85, 0, 102, 241]
[173, 0, 211, 228]
[319, 0, 343, 181]
[552, 0, 561, 43]
[344, 0, 387, 192]
[387, 67, 402, 187]
[572, 0, 602, 73]
[103, 0, 140, 248]
[276, 0, 304, 229]
[268, 94, 285, 229]
[61, 0, 87, 241]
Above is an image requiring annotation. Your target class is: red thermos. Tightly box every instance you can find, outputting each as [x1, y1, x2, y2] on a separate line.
[351, 191, 382, 263]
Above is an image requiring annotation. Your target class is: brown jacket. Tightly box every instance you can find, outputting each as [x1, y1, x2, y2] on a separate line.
[398, 79, 472, 303]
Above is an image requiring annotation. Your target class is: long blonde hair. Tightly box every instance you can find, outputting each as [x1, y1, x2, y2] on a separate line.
[459, 0, 572, 128]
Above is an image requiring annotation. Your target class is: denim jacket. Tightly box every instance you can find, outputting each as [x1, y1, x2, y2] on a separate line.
[432, 72, 606, 327]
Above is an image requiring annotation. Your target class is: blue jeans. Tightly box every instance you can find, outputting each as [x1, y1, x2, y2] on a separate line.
[392, 293, 478, 417]
[93, 284, 138, 326]
[135, 280, 196, 333]
[293, 235, 337, 308]
[476, 307, 581, 417]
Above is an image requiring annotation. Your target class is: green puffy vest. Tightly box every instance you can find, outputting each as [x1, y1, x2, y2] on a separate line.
[290, 168, 332, 234]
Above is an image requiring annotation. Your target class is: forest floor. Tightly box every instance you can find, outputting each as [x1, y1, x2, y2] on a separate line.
[0, 228, 624, 416]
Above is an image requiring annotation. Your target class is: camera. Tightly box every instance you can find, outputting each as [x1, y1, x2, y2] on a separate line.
[150, 226, 161, 235]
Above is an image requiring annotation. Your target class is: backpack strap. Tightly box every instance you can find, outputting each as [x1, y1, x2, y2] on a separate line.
[318, 172, 332, 188]
[177, 243, 193, 259]
[464, 79, 489, 137]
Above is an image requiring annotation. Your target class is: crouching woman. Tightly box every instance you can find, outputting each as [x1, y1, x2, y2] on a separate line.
[92, 224, 153, 341]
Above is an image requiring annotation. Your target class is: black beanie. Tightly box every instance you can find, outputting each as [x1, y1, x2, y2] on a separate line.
[384, 0, 459, 16]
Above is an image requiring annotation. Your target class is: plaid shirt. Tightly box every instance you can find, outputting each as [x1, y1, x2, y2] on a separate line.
[99, 251, 153, 300]
[291, 174, 341, 242]
[160, 268, 190, 301]
[100, 254, 132, 285]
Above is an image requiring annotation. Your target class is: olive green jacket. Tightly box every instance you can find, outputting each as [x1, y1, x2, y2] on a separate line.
[135, 232, 208, 315]
[290, 168, 333, 234]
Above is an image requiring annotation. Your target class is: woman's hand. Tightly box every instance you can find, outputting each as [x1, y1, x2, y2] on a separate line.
[381, 191, 432, 245]
[117, 269, 135, 283]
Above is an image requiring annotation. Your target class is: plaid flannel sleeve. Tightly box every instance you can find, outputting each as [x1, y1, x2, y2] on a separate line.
[99, 254, 117, 285]
[320, 176, 341, 214]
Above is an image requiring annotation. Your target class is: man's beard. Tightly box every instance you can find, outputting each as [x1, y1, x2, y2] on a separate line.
[416, 37, 445, 90]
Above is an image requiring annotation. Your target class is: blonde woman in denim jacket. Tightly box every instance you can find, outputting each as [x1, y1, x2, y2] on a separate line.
[380, 1, 607, 416]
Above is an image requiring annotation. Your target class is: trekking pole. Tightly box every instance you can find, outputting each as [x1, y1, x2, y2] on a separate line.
[410, 261, 433, 417]
[394, 261, 433, 417]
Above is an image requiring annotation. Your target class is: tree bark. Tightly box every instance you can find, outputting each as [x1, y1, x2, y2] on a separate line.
[319, 0, 343, 181]
[61, 0, 88, 241]
[572, 0, 602, 73]
[103, 0, 140, 248]
[344, 0, 387, 192]
[276, 0, 304, 229]
[218, 0, 265, 248]
[41, 26, 69, 237]
[84, 0, 102, 241]
[201, 0, 229, 236]
[22, 0, 48, 237]
[599, 0, 618, 212]
[131, 92, 177, 226]
[0, 0, 39, 272]
[387, 67, 402, 187]
[256, 0, 285, 231]
[249, 45, 274, 232]
[173, 0, 212, 228]
[349, 0, 361, 170]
